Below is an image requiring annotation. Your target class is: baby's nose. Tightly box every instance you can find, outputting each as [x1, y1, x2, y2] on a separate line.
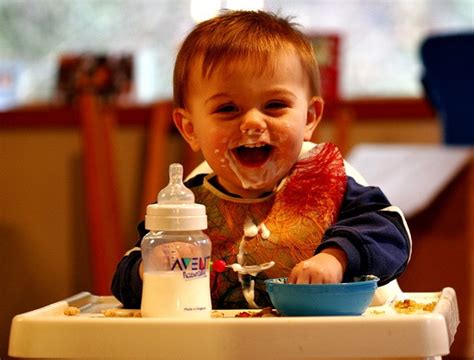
[240, 110, 267, 134]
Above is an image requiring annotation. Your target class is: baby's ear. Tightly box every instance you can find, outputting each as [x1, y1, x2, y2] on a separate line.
[304, 96, 324, 141]
[173, 108, 201, 152]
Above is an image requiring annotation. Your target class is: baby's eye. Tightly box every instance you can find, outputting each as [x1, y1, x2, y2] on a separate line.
[215, 104, 239, 113]
[265, 101, 288, 110]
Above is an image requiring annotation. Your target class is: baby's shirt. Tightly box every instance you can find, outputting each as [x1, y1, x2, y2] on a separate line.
[111, 143, 411, 309]
[189, 142, 346, 308]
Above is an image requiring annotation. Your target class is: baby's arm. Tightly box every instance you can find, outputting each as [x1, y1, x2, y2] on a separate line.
[289, 247, 348, 284]
[111, 244, 143, 309]
[111, 221, 147, 308]
[310, 176, 411, 286]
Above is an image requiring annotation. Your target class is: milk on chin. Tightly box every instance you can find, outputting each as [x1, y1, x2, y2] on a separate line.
[141, 271, 212, 318]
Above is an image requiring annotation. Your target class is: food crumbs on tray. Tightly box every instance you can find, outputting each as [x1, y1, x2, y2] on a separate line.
[101, 308, 141, 317]
[211, 310, 225, 318]
[64, 306, 81, 316]
[367, 309, 386, 315]
[393, 299, 437, 314]
[235, 307, 280, 318]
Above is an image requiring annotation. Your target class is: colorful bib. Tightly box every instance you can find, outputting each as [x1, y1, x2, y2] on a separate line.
[192, 143, 347, 308]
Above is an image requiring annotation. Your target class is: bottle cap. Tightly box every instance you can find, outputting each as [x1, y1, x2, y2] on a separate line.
[145, 163, 207, 231]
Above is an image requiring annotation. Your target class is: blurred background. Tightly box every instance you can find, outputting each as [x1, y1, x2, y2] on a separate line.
[1, 0, 473, 359]
[0, 0, 472, 105]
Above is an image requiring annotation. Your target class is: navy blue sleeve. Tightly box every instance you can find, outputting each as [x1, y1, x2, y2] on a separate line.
[316, 177, 411, 285]
[111, 248, 143, 308]
[110, 221, 147, 308]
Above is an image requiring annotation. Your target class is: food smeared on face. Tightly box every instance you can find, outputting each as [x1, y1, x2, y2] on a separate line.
[183, 50, 315, 198]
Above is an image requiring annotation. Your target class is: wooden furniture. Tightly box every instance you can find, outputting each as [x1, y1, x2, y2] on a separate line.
[77, 94, 125, 295]
[139, 101, 201, 216]
[76, 97, 200, 293]
[398, 155, 474, 360]
[0, 98, 435, 130]
[348, 144, 473, 360]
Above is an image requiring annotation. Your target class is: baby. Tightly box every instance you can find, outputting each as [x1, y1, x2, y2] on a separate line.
[112, 10, 411, 309]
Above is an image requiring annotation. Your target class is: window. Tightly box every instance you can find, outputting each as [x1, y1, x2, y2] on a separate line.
[0, 0, 472, 107]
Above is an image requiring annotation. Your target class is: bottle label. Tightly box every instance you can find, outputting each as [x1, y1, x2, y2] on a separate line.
[170, 256, 211, 281]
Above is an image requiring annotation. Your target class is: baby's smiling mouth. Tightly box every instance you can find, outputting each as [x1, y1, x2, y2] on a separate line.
[231, 143, 273, 168]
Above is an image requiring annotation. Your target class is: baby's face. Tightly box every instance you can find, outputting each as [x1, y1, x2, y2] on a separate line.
[183, 50, 321, 198]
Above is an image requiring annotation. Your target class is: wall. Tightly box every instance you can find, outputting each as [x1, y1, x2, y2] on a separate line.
[0, 115, 441, 359]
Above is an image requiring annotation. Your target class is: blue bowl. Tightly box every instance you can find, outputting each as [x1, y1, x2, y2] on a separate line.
[265, 276, 379, 316]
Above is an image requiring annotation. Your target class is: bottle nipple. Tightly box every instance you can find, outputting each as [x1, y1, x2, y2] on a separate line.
[158, 163, 195, 204]
[146, 163, 206, 231]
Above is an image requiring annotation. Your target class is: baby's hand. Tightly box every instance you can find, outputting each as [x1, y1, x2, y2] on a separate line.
[288, 247, 348, 284]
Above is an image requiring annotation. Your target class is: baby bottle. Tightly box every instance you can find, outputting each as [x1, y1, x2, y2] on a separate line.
[140, 163, 212, 318]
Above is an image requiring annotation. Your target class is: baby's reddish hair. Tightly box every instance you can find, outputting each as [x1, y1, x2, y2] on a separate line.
[173, 10, 320, 108]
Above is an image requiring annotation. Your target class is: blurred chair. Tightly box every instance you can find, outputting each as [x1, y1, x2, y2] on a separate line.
[420, 32, 474, 145]
[140, 100, 202, 217]
[78, 94, 125, 295]
[79, 96, 201, 295]
[140, 101, 175, 215]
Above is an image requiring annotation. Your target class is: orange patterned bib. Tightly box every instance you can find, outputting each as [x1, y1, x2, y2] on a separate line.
[192, 143, 346, 308]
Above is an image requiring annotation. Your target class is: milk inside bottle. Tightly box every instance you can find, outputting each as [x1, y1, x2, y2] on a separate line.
[140, 163, 211, 318]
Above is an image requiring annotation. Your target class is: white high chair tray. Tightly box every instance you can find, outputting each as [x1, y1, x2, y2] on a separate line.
[9, 288, 459, 360]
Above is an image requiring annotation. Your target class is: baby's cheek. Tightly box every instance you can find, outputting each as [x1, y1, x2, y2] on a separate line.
[215, 135, 230, 152]
[274, 145, 298, 168]
[210, 145, 228, 164]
